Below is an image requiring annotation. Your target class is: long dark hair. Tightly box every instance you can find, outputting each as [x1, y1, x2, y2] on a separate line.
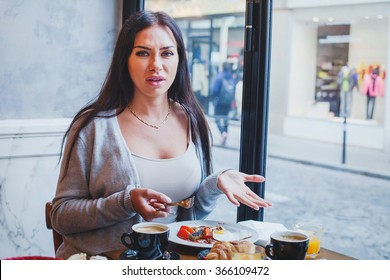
[60, 10, 212, 179]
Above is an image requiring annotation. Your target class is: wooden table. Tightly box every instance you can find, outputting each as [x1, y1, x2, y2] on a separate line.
[105, 241, 356, 260]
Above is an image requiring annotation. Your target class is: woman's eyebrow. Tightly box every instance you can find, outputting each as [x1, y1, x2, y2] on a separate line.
[133, 45, 175, 50]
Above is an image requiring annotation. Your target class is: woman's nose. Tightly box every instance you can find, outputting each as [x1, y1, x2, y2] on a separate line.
[149, 56, 162, 72]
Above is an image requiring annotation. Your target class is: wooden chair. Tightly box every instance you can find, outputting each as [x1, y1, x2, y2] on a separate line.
[45, 202, 63, 253]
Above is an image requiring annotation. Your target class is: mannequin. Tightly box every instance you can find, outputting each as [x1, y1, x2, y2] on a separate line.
[361, 67, 385, 120]
[337, 64, 353, 117]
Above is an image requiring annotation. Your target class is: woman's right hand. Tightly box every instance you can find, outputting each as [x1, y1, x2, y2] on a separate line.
[130, 188, 172, 221]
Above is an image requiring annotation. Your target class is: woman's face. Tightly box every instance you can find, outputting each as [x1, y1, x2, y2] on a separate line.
[128, 25, 179, 99]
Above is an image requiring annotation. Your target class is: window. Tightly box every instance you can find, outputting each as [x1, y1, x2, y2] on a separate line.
[143, 0, 390, 260]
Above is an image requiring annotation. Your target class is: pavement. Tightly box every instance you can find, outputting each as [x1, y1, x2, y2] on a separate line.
[205, 117, 390, 260]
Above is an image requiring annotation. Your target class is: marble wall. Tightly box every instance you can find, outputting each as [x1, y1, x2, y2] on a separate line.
[0, 119, 70, 258]
[0, 0, 121, 119]
[0, 0, 121, 258]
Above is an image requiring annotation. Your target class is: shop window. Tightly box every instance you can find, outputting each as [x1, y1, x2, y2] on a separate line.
[315, 24, 350, 117]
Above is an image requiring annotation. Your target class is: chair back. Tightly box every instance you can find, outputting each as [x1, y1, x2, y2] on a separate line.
[45, 202, 63, 253]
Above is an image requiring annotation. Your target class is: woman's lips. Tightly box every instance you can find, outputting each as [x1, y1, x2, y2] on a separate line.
[146, 75, 165, 86]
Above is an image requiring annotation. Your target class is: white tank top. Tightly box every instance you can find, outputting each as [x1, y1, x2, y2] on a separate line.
[132, 133, 202, 223]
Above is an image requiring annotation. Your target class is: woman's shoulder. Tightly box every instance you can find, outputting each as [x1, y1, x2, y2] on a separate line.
[86, 109, 117, 130]
[70, 109, 117, 137]
[96, 109, 117, 118]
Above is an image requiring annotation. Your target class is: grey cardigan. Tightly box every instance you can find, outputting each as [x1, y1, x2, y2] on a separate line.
[51, 110, 223, 259]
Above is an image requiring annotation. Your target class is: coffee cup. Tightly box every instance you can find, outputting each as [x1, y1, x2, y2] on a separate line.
[265, 231, 309, 260]
[121, 222, 169, 260]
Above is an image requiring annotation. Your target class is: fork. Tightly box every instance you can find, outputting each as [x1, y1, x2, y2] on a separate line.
[165, 196, 195, 209]
[156, 196, 195, 214]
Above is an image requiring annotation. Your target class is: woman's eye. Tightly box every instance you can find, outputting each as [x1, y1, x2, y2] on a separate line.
[135, 51, 149, 57]
[162, 51, 174, 57]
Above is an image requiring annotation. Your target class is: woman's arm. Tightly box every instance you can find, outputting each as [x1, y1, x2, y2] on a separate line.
[51, 125, 138, 235]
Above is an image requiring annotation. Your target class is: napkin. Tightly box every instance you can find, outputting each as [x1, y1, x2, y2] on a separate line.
[238, 220, 288, 244]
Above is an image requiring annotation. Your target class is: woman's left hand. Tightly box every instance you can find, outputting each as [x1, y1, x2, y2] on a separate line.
[217, 169, 273, 210]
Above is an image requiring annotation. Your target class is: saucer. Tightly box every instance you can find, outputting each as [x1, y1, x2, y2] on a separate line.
[197, 249, 210, 260]
[120, 249, 138, 260]
[120, 249, 180, 260]
[158, 251, 180, 260]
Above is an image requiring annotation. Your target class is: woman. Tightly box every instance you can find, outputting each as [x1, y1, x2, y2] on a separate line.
[51, 10, 272, 259]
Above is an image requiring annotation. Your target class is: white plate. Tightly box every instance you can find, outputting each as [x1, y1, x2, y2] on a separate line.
[168, 220, 259, 249]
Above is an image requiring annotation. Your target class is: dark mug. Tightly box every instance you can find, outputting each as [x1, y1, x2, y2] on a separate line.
[121, 222, 170, 260]
[265, 231, 309, 260]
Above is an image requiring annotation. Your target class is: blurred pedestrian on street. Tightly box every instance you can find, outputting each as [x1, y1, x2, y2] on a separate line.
[212, 62, 236, 145]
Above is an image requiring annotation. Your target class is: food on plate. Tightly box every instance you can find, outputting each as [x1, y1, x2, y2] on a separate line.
[176, 225, 224, 244]
[177, 225, 196, 240]
[213, 228, 240, 242]
[205, 240, 256, 260]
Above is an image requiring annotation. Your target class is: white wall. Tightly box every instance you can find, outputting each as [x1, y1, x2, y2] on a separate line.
[287, 20, 317, 117]
[269, 9, 294, 134]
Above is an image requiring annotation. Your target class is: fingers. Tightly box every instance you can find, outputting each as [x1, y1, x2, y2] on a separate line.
[241, 174, 271, 208]
[225, 178, 271, 210]
[219, 170, 265, 188]
[237, 193, 260, 210]
[224, 191, 241, 207]
[145, 190, 172, 204]
[219, 170, 271, 210]
[130, 188, 173, 220]
[225, 187, 272, 210]
[249, 196, 273, 209]
[234, 192, 273, 210]
[243, 174, 265, 183]
[143, 208, 170, 221]
[150, 201, 166, 209]
[141, 204, 173, 221]
[150, 201, 177, 215]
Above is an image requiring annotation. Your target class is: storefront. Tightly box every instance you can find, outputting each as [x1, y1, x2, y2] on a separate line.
[273, 1, 390, 151]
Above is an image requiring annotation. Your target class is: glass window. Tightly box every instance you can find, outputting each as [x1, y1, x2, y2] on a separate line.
[145, 0, 246, 223]
[146, 0, 246, 151]
[268, 1, 390, 260]
[145, 0, 390, 260]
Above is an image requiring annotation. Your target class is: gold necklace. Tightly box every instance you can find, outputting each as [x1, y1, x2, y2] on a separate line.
[127, 102, 171, 129]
